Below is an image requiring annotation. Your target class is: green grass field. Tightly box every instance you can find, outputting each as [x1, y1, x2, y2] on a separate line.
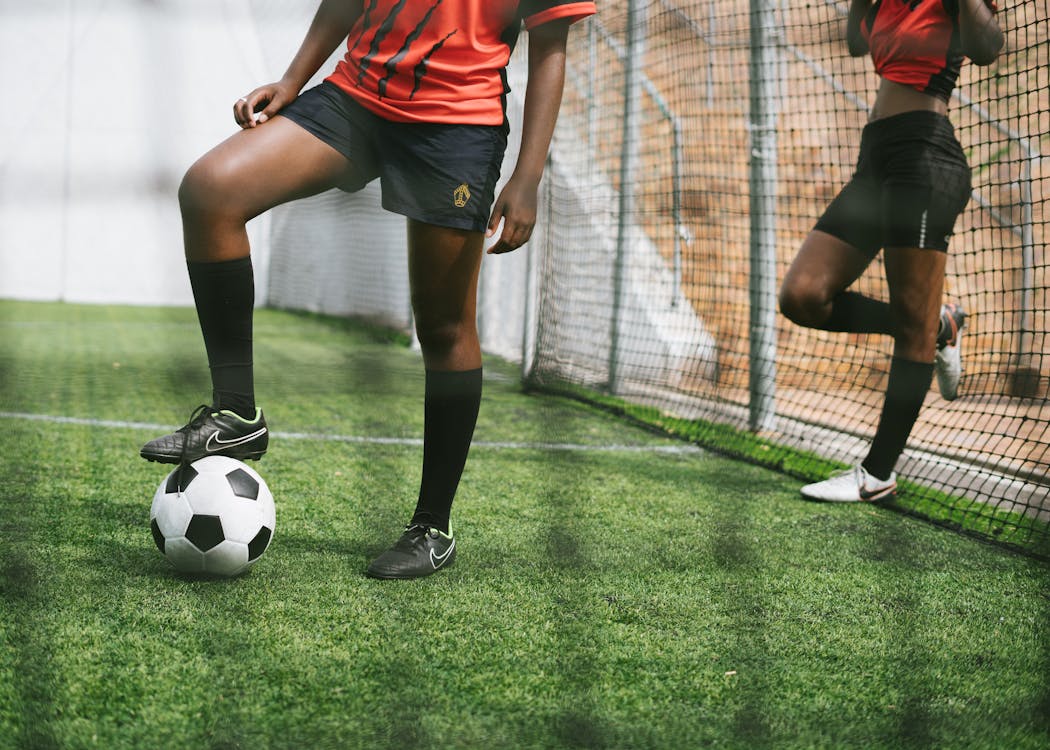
[1, 300, 1049, 749]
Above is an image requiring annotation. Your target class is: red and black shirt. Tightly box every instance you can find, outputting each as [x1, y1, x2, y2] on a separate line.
[861, 0, 977, 102]
[327, 0, 596, 125]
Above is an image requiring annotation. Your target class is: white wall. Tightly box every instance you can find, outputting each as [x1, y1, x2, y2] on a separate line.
[0, 0, 323, 306]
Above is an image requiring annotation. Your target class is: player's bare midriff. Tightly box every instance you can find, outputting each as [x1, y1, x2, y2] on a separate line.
[869, 78, 948, 122]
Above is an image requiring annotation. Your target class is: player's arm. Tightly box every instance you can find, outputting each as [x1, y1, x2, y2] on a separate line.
[486, 18, 570, 255]
[234, 0, 364, 128]
[958, 0, 1004, 66]
[846, 0, 872, 57]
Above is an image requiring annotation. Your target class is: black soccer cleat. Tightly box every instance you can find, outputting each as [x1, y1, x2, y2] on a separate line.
[140, 405, 268, 464]
[365, 524, 456, 580]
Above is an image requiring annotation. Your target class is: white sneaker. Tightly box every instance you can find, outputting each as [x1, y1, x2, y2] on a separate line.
[935, 302, 967, 401]
[800, 465, 897, 503]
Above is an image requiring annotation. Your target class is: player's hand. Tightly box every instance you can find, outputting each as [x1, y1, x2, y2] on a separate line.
[486, 176, 539, 254]
[233, 80, 298, 129]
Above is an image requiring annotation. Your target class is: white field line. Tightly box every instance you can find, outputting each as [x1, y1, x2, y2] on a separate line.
[0, 411, 703, 456]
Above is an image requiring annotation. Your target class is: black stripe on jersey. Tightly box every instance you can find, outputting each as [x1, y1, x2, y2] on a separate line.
[410, 30, 457, 100]
[349, 0, 382, 56]
[378, 0, 444, 99]
[357, 0, 411, 86]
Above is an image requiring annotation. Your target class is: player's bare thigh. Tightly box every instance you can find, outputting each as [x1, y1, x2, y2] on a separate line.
[883, 245, 946, 362]
[179, 115, 353, 259]
[779, 230, 874, 327]
[406, 219, 485, 371]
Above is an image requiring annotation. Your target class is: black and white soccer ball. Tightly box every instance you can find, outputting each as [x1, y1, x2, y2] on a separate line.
[150, 456, 275, 577]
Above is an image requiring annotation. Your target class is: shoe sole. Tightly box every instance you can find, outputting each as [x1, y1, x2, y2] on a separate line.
[140, 449, 266, 464]
[800, 487, 896, 503]
[364, 563, 453, 580]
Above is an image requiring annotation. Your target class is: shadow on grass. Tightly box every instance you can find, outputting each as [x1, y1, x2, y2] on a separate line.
[710, 497, 773, 747]
[0, 463, 61, 749]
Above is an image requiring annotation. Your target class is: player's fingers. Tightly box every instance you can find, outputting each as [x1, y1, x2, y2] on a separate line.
[490, 219, 528, 254]
[486, 202, 505, 239]
[244, 94, 264, 128]
[507, 215, 535, 249]
[233, 96, 250, 128]
[257, 96, 285, 125]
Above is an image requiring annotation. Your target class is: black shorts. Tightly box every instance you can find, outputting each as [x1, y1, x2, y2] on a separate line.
[814, 110, 971, 255]
[278, 81, 509, 233]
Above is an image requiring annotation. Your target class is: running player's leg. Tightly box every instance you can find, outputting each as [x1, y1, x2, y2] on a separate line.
[778, 230, 889, 333]
[800, 245, 947, 502]
[141, 117, 353, 464]
[365, 220, 485, 579]
[780, 158, 896, 336]
[859, 245, 944, 480]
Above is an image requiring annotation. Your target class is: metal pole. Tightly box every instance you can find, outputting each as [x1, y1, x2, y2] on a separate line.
[707, 3, 716, 108]
[672, 119, 683, 307]
[587, 18, 598, 150]
[609, 0, 646, 393]
[748, 0, 780, 431]
[1011, 150, 1039, 396]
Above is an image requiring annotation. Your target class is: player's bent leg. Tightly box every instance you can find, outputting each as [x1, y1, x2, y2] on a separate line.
[779, 231, 877, 330]
[179, 115, 355, 262]
[142, 117, 354, 464]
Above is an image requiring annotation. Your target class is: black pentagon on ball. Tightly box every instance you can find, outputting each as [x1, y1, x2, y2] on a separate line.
[185, 514, 225, 552]
[226, 468, 260, 500]
[165, 463, 198, 494]
[247, 526, 272, 561]
[245, 523, 270, 558]
[150, 518, 166, 553]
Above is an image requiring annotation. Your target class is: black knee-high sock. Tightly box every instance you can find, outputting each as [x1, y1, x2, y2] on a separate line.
[411, 368, 483, 534]
[862, 357, 934, 480]
[187, 258, 256, 419]
[819, 292, 896, 335]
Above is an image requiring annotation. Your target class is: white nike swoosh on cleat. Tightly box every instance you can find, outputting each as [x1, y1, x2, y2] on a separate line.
[429, 540, 455, 569]
[205, 427, 267, 453]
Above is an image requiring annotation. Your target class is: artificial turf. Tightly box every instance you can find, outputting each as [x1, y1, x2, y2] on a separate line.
[1, 300, 1048, 749]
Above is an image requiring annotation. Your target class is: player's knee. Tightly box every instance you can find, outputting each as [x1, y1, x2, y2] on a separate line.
[892, 312, 939, 358]
[178, 158, 239, 222]
[778, 283, 822, 327]
[414, 319, 467, 357]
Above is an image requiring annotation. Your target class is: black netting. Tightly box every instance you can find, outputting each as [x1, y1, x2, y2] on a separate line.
[528, 0, 1049, 555]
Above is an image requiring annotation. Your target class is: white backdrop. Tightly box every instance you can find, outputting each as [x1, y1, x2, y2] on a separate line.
[1, 1, 709, 376]
[0, 0, 319, 306]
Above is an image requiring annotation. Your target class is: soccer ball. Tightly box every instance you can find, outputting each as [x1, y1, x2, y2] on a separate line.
[150, 456, 275, 576]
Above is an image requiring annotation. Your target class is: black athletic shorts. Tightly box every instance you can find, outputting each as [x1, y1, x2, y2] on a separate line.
[814, 110, 971, 255]
[279, 81, 509, 233]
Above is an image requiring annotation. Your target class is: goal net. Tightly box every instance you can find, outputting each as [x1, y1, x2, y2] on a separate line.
[259, 0, 1050, 554]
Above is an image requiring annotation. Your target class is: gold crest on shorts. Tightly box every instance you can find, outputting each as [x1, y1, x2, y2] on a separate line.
[453, 183, 471, 208]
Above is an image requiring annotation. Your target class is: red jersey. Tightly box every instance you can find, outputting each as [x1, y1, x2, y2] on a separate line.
[861, 0, 967, 102]
[326, 0, 596, 125]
